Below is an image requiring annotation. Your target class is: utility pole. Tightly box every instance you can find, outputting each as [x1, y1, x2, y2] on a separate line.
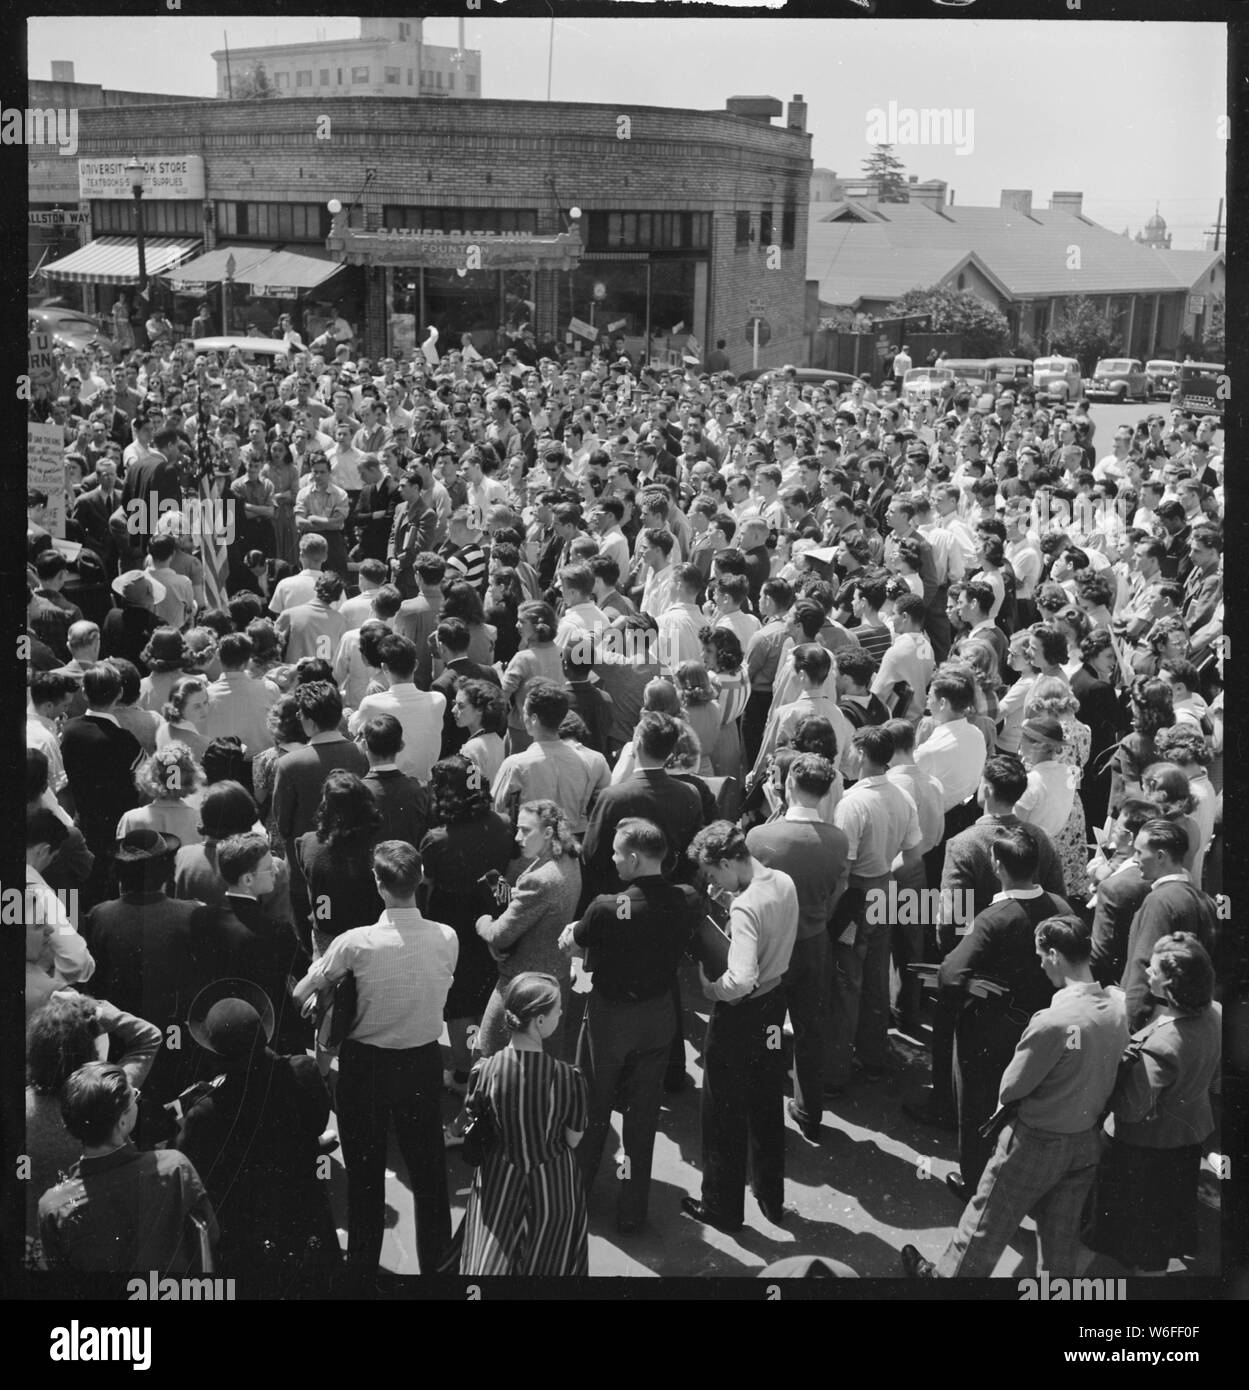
[1204, 197, 1224, 251]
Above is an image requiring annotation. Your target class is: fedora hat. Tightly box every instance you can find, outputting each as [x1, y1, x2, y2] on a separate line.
[111, 569, 167, 608]
[187, 978, 275, 1057]
[114, 827, 181, 862]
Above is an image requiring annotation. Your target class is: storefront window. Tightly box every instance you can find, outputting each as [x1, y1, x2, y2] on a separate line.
[570, 262, 649, 340]
[389, 267, 535, 357]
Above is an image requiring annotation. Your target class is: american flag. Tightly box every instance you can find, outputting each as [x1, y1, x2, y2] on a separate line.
[193, 387, 230, 610]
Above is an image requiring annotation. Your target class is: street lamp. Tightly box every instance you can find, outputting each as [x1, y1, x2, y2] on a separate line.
[223, 252, 236, 336]
[125, 156, 147, 294]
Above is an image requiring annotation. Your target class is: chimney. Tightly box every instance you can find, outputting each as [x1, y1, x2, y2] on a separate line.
[725, 95, 783, 124]
[1000, 189, 1033, 217]
[51, 60, 75, 83]
[786, 94, 807, 133]
[911, 179, 948, 212]
[1050, 190, 1084, 217]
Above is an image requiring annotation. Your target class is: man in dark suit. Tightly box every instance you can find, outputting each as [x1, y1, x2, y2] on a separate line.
[1070, 632, 1128, 831]
[430, 617, 501, 757]
[1089, 798, 1154, 987]
[348, 456, 399, 568]
[863, 454, 894, 534]
[388, 468, 439, 600]
[60, 664, 144, 908]
[905, 755, 1066, 1131]
[273, 682, 369, 864]
[580, 711, 705, 1092]
[358, 713, 433, 846]
[938, 825, 1071, 1196]
[562, 817, 699, 1232]
[74, 458, 123, 576]
[28, 552, 84, 661]
[120, 425, 183, 556]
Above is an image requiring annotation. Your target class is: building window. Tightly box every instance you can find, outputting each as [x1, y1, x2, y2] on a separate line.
[781, 202, 796, 250]
[352, 66, 369, 84]
[467, 74, 477, 93]
[735, 211, 751, 247]
[214, 201, 328, 242]
[319, 69, 330, 85]
[296, 70, 312, 88]
[448, 72, 455, 91]
[273, 72, 290, 90]
[587, 211, 711, 253]
[382, 206, 538, 235]
[436, 71, 443, 88]
[399, 21, 412, 41]
[760, 204, 774, 247]
[214, 201, 238, 237]
[93, 199, 202, 238]
[407, 69, 413, 85]
[385, 67, 400, 84]
[337, 68, 343, 85]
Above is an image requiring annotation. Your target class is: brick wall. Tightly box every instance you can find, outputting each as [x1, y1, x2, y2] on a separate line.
[76, 96, 812, 367]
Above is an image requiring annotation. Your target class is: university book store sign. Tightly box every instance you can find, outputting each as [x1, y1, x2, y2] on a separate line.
[78, 156, 206, 200]
[327, 220, 584, 272]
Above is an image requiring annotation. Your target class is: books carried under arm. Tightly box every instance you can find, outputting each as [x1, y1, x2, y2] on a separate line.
[689, 892, 731, 980]
[966, 976, 1008, 999]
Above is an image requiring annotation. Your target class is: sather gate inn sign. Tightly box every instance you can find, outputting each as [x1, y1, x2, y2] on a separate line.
[326, 211, 584, 273]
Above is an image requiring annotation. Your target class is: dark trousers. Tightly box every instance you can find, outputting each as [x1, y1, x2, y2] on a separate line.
[336, 1038, 450, 1276]
[741, 688, 773, 769]
[666, 974, 686, 1082]
[577, 991, 675, 1225]
[891, 859, 927, 1030]
[700, 985, 788, 1225]
[928, 997, 959, 1123]
[924, 798, 981, 888]
[786, 932, 829, 1125]
[953, 1001, 1030, 1189]
[825, 874, 892, 1086]
[927, 587, 953, 664]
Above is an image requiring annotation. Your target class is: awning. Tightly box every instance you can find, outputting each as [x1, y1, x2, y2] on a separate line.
[42, 236, 201, 286]
[163, 243, 342, 295]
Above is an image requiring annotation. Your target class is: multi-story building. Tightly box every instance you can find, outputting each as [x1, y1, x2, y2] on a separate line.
[40, 91, 813, 370]
[211, 19, 481, 102]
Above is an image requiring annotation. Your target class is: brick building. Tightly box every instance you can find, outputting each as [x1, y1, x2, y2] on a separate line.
[43, 91, 813, 369]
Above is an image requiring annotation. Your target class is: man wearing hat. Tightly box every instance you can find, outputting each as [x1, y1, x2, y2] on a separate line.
[177, 980, 339, 1292]
[102, 569, 165, 674]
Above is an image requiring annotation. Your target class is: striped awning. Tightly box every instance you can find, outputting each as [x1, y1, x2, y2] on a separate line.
[164, 243, 342, 295]
[42, 236, 202, 287]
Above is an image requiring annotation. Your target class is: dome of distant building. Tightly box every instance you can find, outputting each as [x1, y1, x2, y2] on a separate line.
[1134, 207, 1171, 249]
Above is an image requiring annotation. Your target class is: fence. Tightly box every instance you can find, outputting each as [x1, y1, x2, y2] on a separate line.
[809, 329, 964, 382]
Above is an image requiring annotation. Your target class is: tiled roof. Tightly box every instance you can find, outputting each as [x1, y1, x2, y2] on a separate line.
[807, 201, 1225, 304]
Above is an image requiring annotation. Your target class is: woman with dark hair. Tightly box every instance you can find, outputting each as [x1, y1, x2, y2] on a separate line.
[484, 566, 523, 666]
[245, 618, 286, 683]
[295, 770, 384, 956]
[252, 693, 307, 849]
[1055, 607, 1092, 679]
[500, 600, 565, 754]
[1110, 677, 1175, 814]
[107, 656, 161, 754]
[263, 437, 300, 566]
[25, 992, 161, 1269]
[700, 625, 748, 782]
[440, 579, 496, 666]
[1027, 623, 1071, 683]
[452, 678, 508, 787]
[137, 629, 193, 713]
[673, 661, 719, 777]
[1141, 762, 1202, 876]
[156, 675, 211, 761]
[1084, 933, 1221, 1275]
[420, 756, 514, 1095]
[459, 972, 589, 1276]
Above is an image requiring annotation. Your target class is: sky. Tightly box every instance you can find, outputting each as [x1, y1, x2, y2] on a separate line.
[28, 16, 1227, 249]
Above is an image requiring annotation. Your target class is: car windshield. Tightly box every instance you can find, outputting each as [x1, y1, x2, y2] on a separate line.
[1035, 359, 1070, 372]
[1096, 361, 1132, 373]
[1180, 363, 1223, 375]
[1146, 362, 1176, 372]
[905, 368, 951, 382]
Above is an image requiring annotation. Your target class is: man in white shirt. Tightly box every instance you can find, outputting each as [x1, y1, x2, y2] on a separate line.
[555, 563, 609, 654]
[638, 529, 679, 621]
[269, 534, 331, 616]
[915, 668, 989, 839]
[203, 631, 279, 758]
[27, 671, 78, 796]
[830, 724, 923, 1088]
[656, 564, 707, 676]
[327, 421, 367, 496]
[871, 595, 934, 721]
[461, 447, 509, 528]
[711, 572, 761, 648]
[347, 634, 444, 782]
[752, 643, 855, 786]
[589, 499, 631, 576]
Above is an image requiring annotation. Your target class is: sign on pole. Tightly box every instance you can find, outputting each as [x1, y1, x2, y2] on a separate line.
[29, 330, 56, 400]
[28, 420, 67, 538]
[569, 316, 598, 341]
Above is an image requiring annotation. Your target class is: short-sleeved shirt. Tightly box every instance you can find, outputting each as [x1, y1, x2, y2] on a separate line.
[833, 773, 922, 878]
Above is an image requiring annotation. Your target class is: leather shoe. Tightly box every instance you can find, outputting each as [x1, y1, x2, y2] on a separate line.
[680, 1197, 742, 1234]
[902, 1101, 957, 1132]
[316, 1128, 340, 1154]
[758, 1200, 792, 1226]
[663, 1071, 690, 1095]
[901, 1244, 938, 1279]
[786, 1100, 821, 1143]
[945, 1173, 971, 1203]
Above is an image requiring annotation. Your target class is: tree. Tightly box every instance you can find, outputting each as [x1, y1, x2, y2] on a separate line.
[231, 63, 277, 99]
[1047, 296, 1119, 373]
[884, 285, 1011, 357]
[1202, 293, 1225, 359]
[861, 144, 909, 203]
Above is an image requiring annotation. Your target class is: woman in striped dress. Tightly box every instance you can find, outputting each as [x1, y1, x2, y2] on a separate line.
[460, 973, 589, 1277]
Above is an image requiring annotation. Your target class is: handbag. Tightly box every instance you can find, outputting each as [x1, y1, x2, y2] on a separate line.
[460, 1065, 497, 1168]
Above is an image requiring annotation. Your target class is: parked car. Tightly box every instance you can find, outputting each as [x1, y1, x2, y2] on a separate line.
[902, 365, 956, 405]
[984, 357, 1035, 392]
[1174, 361, 1225, 424]
[734, 366, 862, 392]
[1084, 358, 1151, 403]
[939, 359, 999, 409]
[1145, 359, 1181, 401]
[28, 305, 119, 359]
[189, 335, 297, 364]
[1032, 356, 1083, 404]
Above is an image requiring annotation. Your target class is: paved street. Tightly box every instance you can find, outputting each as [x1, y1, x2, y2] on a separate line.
[320, 959, 1219, 1281]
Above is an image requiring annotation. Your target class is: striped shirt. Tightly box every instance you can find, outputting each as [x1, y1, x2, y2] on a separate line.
[308, 908, 458, 1049]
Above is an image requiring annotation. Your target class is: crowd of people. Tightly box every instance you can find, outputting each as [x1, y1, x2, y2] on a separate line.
[23, 325, 1231, 1287]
